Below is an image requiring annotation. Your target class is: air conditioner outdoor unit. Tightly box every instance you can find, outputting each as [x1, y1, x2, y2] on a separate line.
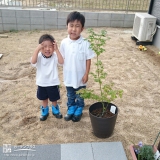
[132, 13, 157, 44]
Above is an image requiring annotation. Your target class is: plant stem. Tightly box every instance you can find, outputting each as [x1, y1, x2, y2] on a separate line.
[138, 153, 140, 160]
[153, 132, 160, 146]
[96, 36, 105, 113]
[102, 102, 105, 115]
[96, 40, 102, 98]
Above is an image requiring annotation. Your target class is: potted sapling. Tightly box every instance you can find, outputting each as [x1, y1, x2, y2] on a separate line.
[77, 28, 123, 138]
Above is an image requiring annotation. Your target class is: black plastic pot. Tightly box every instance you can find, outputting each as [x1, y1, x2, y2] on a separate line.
[89, 102, 118, 138]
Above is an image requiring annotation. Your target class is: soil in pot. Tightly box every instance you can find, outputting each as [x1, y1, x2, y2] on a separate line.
[91, 107, 115, 118]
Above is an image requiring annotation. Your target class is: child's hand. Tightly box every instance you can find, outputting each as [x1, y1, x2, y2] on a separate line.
[53, 40, 58, 51]
[32, 42, 44, 64]
[82, 74, 88, 83]
[36, 42, 44, 51]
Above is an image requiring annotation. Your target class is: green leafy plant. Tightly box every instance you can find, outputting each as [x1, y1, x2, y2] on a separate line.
[133, 132, 160, 160]
[77, 28, 123, 117]
[138, 145, 154, 160]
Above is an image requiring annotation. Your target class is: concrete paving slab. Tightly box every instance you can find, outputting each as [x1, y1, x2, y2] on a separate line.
[0, 144, 61, 160]
[0, 142, 128, 160]
[92, 142, 127, 160]
[1, 154, 27, 160]
[61, 142, 94, 160]
[27, 144, 61, 160]
[0, 145, 28, 160]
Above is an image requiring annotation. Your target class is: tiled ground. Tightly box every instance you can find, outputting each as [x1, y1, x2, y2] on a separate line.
[0, 142, 127, 160]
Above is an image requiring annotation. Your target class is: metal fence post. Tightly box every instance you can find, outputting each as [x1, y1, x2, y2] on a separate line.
[126, 0, 130, 13]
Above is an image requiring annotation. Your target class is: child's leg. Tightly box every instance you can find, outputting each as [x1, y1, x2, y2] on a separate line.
[40, 99, 49, 121]
[72, 86, 86, 122]
[64, 87, 77, 121]
[46, 86, 62, 119]
[37, 86, 49, 121]
[52, 101, 62, 119]
[42, 99, 49, 107]
[52, 101, 57, 107]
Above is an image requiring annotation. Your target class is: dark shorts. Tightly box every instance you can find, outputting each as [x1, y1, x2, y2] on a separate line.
[37, 85, 60, 102]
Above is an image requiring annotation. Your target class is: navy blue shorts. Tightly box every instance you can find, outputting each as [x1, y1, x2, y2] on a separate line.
[37, 85, 60, 102]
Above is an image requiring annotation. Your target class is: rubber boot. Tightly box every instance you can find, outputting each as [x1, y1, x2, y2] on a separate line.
[64, 106, 77, 121]
[72, 107, 83, 122]
[52, 105, 62, 119]
[40, 106, 49, 121]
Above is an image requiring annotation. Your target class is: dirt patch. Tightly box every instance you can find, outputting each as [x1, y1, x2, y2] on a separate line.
[0, 28, 160, 160]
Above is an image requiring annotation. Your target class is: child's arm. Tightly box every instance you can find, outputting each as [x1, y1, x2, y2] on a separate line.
[31, 43, 43, 64]
[82, 59, 91, 83]
[53, 41, 64, 64]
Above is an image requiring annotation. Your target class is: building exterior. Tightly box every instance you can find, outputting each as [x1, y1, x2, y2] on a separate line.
[149, 0, 160, 49]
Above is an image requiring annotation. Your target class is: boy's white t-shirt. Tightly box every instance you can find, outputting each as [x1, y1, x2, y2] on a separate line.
[60, 35, 95, 89]
[31, 52, 60, 87]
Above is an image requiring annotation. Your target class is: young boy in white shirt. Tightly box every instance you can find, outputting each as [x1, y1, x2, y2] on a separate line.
[60, 11, 95, 122]
[31, 34, 64, 121]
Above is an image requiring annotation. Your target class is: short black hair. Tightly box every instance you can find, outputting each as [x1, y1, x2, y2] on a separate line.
[66, 11, 85, 28]
[39, 34, 54, 44]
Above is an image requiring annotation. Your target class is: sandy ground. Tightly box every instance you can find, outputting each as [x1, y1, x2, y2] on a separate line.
[0, 27, 160, 160]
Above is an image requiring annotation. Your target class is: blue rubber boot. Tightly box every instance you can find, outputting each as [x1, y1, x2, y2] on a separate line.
[72, 107, 83, 122]
[52, 105, 62, 119]
[64, 106, 77, 121]
[40, 106, 49, 121]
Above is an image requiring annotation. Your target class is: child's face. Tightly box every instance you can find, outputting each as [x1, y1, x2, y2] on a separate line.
[67, 20, 84, 40]
[41, 40, 54, 57]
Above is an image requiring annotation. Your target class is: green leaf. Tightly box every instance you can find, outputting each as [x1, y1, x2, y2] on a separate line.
[78, 28, 123, 113]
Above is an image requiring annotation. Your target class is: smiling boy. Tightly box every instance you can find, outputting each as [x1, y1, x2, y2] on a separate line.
[60, 11, 95, 122]
[31, 34, 64, 121]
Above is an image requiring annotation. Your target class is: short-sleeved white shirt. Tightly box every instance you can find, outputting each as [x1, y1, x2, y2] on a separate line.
[60, 35, 95, 89]
[31, 52, 60, 87]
